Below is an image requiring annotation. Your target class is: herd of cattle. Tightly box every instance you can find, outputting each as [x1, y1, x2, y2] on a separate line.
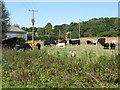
[2, 37, 117, 52]
[43, 38, 116, 49]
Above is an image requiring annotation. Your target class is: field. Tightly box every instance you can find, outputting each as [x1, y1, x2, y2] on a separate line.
[2, 37, 119, 88]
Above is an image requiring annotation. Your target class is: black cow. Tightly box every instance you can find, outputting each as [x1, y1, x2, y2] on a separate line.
[36, 43, 41, 50]
[69, 40, 80, 45]
[50, 40, 56, 45]
[2, 37, 25, 49]
[59, 40, 67, 45]
[87, 40, 97, 45]
[15, 43, 32, 51]
[97, 38, 105, 46]
[87, 40, 93, 44]
[44, 41, 51, 46]
[64, 40, 67, 45]
[103, 43, 109, 49]
[110, 43, 116, 49]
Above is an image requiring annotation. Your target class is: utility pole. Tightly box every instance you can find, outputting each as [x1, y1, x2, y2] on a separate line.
[70, 32, 72, 39]
[59, 29, 60, 39]
[79, 19, 81, 39]
[29, 10, 38, 44]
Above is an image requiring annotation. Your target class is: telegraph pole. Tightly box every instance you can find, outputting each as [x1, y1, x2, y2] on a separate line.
[29, 10, 38, 44]
[70, 32, 72, 39]
[79, 19, 81, 39]
[59, 29, 60, 39]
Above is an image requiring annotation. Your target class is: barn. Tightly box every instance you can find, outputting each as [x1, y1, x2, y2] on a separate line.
[6, 26, 28, 40]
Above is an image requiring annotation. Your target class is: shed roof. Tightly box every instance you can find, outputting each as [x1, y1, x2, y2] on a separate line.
[8, 26, 27, 33]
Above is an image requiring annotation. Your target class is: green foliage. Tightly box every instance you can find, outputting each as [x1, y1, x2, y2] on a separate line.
[0, 1, 10, 39]
[2, 44, 119, 88]
[27, 33, 32, 40]
[21, 17, 119, 40]
[45, 22, 52, 35]
[80, 17, 120, 37]
[99, 30, 119, 37]
[37, 27, 45, 36]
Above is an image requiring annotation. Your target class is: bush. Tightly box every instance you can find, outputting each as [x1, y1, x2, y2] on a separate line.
[2, 45, 119, 88]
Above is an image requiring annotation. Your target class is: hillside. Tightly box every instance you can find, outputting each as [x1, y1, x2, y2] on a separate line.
[21, 17, 120, 40]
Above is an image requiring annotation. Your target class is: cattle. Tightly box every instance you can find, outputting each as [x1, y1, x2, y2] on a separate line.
[87, 40, 97, 45]
[69, 40, 80, 45]
[97, 38, 105, 46]
[56, 43, 65, 48]
[56, 40, 67, 45]
[43, 41, 51, 46]
[111, 40, 116, 44]
[92, 40, 97, 45]
[2, 37, 25, 49]
[61, 40, 67, 45]
[69, 50, 76, 57]
[87, 40, 93, 44]
[14, 43, 32, 51]
[110, 43, 116, 49]
[50, 40, 56, 45]
[44, 40, 57, 46]
[103, 43, 109, 49]
[36, 43, 41, 50]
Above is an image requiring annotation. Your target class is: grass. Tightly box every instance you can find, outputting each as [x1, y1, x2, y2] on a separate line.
[2, 42, 119, 88]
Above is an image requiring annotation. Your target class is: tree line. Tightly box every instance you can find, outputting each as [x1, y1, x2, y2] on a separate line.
[21, 17, 120, 40]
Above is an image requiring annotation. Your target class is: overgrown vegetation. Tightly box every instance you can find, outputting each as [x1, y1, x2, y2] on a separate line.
[2, 44, 119, 88]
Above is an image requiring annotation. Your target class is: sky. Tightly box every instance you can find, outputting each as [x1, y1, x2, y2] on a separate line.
[4, 2, 118, 28]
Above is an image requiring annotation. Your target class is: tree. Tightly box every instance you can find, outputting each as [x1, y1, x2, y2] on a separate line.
[53, 25, 62, 39]
[45, 22, 52, 35]
[0, 1, 10, 39]
[37, 27, 45, 36]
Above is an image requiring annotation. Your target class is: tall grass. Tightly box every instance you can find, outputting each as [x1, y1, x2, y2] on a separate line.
[2, 44, 119, 88]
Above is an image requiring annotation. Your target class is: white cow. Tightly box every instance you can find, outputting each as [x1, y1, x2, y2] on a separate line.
[56, 43, 65, 48]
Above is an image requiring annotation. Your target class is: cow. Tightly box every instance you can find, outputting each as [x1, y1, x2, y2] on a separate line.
[56, 43, 65, 48]
[87, 40, 97, 45]
[97, 38, 105, 46]
[36, 43, 41, 50]
[14, 43, 32, 51]
[103, 43, 109, 49]
[2, 37, 25, 49]
[111, 40, 116, 44]
[50, 40, 56, 45]
[69, 50, 76, 57]
[87, 40, 93, 44]
[110, 43, 116, 49]
[43, 41, 51, 46]
[69, 40, 80, 45]
[92, 40, 97, 45]
[56, 40, 67, 45]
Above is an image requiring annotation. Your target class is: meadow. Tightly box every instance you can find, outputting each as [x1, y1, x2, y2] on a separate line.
[2, 39, 119, 88]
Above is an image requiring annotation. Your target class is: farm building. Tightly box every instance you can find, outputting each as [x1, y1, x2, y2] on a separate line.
[6, 26, 28, 40]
